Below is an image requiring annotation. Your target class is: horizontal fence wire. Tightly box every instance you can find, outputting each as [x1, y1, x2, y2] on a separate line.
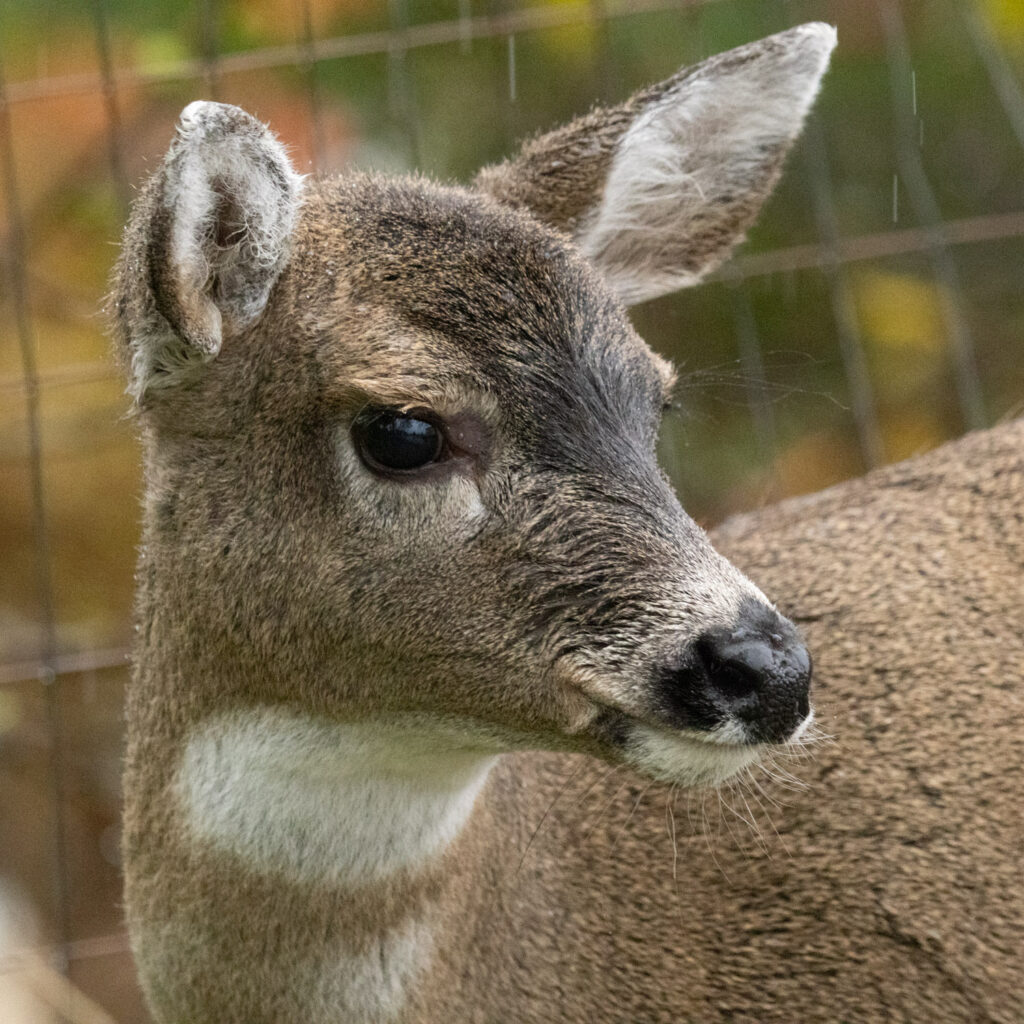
[3, 0, 728, 105]
[0, 930, 132, 975]
[2, 210, 1023, 398]
[0, 646, 131, 690]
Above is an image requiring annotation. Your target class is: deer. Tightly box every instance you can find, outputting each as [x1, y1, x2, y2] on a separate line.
[111, 21, 1021, 1023]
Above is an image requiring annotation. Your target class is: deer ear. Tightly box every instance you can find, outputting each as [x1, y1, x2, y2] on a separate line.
[475, 23, 836, 306]
[120, 101, 302, 398]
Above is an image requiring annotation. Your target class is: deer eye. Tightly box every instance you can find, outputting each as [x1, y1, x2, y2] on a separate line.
[352, 408, 446, 474]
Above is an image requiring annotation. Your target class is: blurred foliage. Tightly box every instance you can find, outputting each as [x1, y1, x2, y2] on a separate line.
[983, 0, 1024, 46]
[0, 2, 1023, 1017]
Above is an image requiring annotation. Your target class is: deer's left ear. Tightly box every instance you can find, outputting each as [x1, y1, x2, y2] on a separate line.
[475, 23, 836, 306]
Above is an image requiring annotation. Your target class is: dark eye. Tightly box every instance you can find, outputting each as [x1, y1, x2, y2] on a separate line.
[352, 408, 446, 474]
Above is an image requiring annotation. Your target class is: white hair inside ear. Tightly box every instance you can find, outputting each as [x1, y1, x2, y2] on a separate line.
[128, 101, 303, 400]
[164, 101, 304, 352]
[577, 23, 837, 305]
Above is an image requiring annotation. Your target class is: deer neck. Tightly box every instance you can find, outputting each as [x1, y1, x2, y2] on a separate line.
[129, 687, 503, 1023]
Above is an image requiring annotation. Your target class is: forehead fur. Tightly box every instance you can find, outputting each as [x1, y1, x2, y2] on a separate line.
[290, 174, 667, 448]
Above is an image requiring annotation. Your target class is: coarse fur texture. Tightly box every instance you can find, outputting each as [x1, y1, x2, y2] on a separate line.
[124, 414, 1024, 1022]
[109, 24, 1024, 1024]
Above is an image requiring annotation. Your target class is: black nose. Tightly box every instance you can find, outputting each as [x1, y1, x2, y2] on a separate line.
[659, 602, 812, 743]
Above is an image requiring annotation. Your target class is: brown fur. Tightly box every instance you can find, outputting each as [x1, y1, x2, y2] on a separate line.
[122, 416, 1024, 1023]
[500, 420, 1024, 1024]
[112, 25, 1024, 1024]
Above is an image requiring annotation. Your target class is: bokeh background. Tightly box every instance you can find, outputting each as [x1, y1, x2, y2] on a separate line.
[1, 0, 1022, 1019]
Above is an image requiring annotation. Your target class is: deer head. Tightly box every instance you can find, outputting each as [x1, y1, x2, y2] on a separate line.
[114, 23, 834, 793]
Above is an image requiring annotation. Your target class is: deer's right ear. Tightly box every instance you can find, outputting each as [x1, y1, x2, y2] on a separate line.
[117, 101, 302, 400]
[475, 23, 836, 306]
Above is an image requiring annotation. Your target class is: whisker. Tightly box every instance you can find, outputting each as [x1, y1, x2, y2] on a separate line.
[741, 768, 795, 857]
[750, 783, 792, 859]
[756, 756, 808, 792]
[720, 778, 765, 853]
[513, 756, 591, 878]
[684, 784, 700, 836]
[667, 788, 693, 931]
[580, 768, 634, 843]
[714, 785, 747, 851]
[609, 779, 655, 854]
[743, 765, 785, 810]
[700, 789, 732, 882]
[667, 786, 680, 883]
[733, 779, 770, 855]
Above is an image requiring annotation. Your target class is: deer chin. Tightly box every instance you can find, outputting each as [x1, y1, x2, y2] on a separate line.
[621, 721, 765, 787]
[573, 692, 763, 787]
[614, 706, 816, 787]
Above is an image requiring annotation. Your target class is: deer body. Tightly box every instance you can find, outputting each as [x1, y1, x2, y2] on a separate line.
[114, 22, 1021, 1024]
[127, 419, 1024, 1024]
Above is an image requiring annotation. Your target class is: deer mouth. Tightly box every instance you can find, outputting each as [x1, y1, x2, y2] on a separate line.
[579, 698, 815, 788]
[626, 719, 769, 786]
[584, 704, 763, 787]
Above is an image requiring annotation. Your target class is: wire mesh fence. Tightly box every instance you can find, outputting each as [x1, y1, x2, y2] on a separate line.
[1, 0, 1022, 1019]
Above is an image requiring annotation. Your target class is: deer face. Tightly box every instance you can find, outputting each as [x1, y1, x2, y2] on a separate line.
[116, 24, 834, 787]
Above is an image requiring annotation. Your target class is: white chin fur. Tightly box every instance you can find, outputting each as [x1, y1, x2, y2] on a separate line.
[625, 708, 815, 787]
[624, 723, 762, 787]
[789, 707, 816, 744]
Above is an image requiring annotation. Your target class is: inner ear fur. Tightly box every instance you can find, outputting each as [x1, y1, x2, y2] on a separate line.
[474, 23, 837, 306]
[115, 101, 303, 400]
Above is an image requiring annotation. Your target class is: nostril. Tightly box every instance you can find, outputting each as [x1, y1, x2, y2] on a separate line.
[712, 659, 761, 701]
[697, 635, 775, 703]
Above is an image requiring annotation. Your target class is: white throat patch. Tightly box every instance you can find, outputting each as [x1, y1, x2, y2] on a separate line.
[177, 707, 495, 886]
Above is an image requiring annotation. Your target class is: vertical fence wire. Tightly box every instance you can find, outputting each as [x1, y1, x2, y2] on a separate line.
[298, 0, 327, 171]
[507, 33, 517, 104]
[387, 0, 423, 168]
[88, 0, 131, 214]
[961, 3, 1024, 153]
[488, 0, 519, 149]
[877, 0, 987, 431]
[0, 51, 73, 977]
[458, 0, 474, 54]
[199, 0, 222, 100]
[728, 282, 777, 465]
[803, 116, 885, 468]
[588, 0, 619, 102]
